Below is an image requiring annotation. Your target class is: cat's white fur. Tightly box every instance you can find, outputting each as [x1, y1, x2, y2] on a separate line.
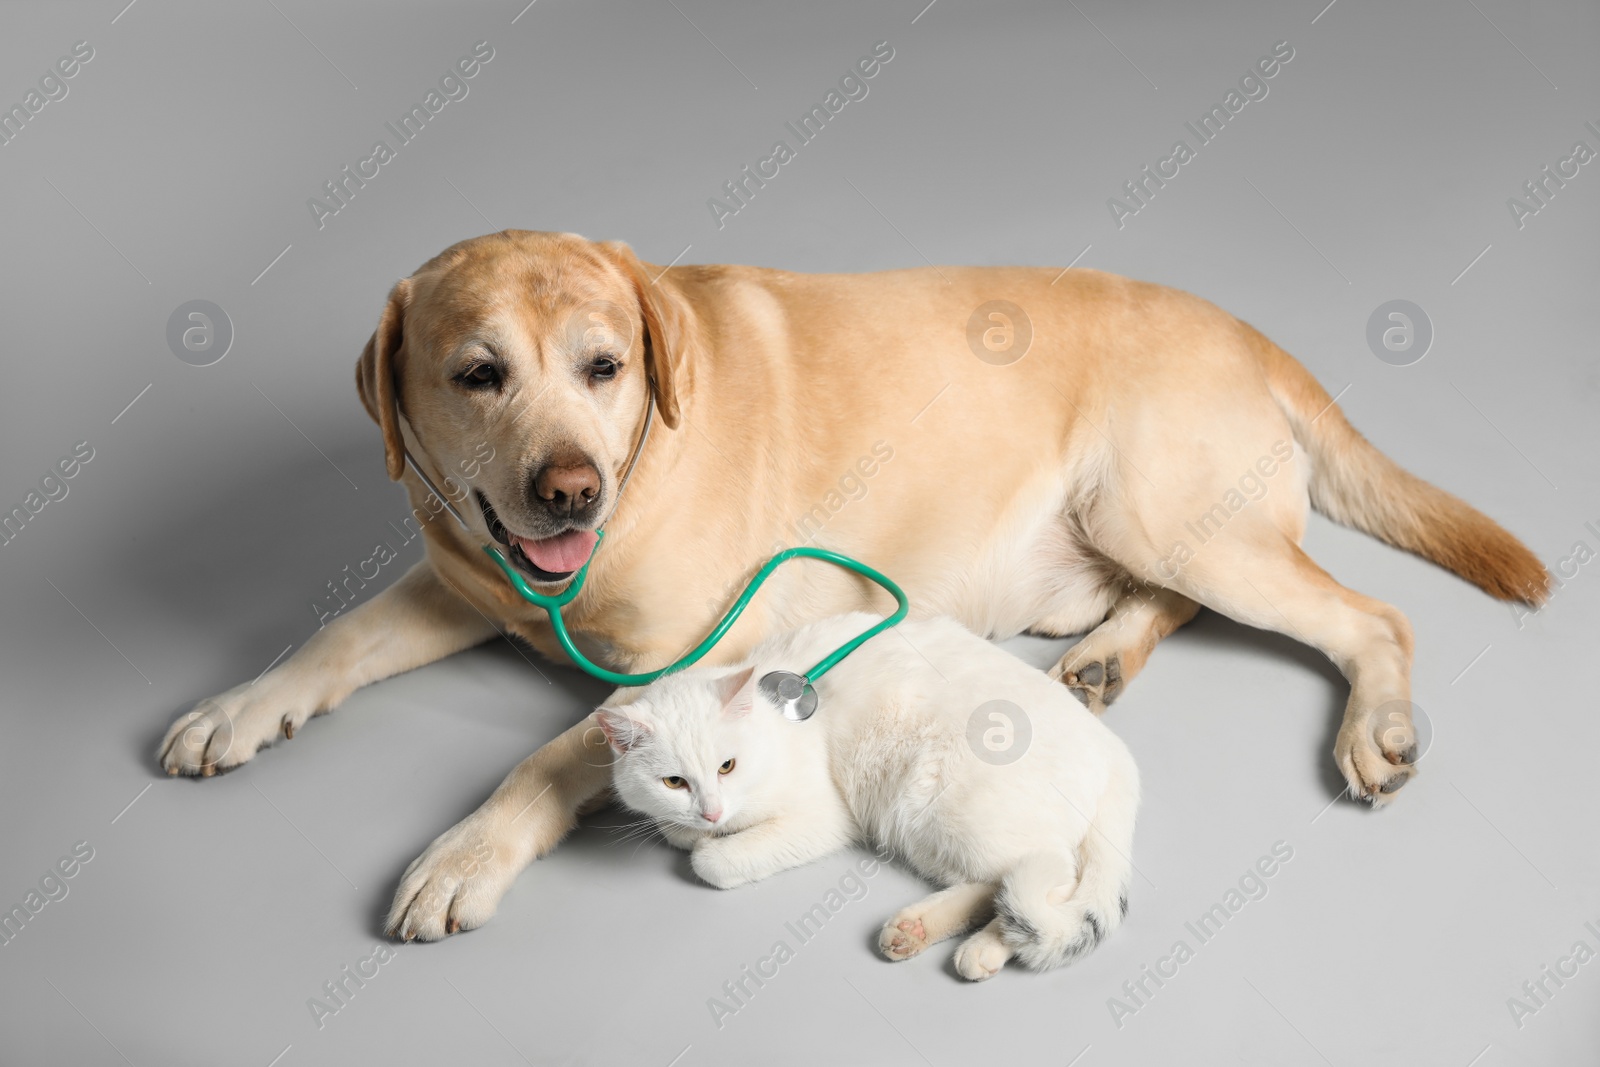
[597, 613, 1140, 981]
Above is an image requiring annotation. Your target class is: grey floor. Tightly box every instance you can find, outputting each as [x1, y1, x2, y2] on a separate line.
[1, 0, 1596, 1064]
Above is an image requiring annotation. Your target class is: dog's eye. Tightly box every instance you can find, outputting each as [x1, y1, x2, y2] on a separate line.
[456, 363, 500, 389]
[589, 356, 619, 382]
[662, 775, 687, 789]
[719, 759, 735, 775]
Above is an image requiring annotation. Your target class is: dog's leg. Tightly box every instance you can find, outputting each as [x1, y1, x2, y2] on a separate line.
[1048, 583, 1199, 712]
[387, 715, 614, 940]
[391, 736, 857, 937]
[159, 561, 496, 775]
[1154, 533, 1418, 802]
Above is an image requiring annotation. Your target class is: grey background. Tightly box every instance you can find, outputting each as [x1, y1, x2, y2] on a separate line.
[0, 0, 1596, 1064]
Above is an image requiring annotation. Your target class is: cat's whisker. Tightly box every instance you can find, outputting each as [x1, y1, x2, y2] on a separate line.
[629, 833, 665, 859]
[618, 820, 671, 858]
[604, 816, 665, 853]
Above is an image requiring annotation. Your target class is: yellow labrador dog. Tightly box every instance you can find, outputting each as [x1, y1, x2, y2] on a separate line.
[159, 231, 1546, 941]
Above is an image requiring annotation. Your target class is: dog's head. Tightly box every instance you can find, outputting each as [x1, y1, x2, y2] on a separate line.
[356, 231, 690, 583]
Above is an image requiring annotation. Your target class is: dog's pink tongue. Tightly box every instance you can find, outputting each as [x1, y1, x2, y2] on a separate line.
[511, 529, 599, 573]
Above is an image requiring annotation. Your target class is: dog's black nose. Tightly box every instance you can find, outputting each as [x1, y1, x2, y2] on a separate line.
[531, 457, 600, 516]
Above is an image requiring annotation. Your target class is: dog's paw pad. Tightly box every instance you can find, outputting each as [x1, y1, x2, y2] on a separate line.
[1060, 654, 1122, 714]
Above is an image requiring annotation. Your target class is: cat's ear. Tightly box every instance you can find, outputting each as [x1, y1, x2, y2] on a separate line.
[595, 706, 652, 752]
[717, 666, 757, 718]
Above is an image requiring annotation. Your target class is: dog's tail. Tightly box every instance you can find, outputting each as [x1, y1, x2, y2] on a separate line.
[995, 769, 1138, 971]
[1243, 322, 1549, 605]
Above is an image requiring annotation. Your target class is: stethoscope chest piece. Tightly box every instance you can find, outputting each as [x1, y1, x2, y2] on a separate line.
[760, 670, 817, 721]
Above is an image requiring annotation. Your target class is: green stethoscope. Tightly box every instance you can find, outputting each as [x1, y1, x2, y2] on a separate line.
[401, 396, 907, 720]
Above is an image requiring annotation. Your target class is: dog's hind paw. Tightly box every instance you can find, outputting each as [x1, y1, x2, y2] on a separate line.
[1334, 699, 1421, 805]
[1054, 654, 1122, 715]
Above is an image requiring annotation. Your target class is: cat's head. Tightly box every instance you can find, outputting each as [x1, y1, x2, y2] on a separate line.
[596, 665, 773, 831]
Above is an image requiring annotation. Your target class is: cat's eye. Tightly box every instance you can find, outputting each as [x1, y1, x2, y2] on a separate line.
[719, 759, 736, 775]
[662, 775, 687, 789]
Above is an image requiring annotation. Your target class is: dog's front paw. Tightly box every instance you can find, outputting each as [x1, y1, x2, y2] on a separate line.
[690, 839, 751, 890]
[158, 679, 316, 777]
[387, 815, 523, 941]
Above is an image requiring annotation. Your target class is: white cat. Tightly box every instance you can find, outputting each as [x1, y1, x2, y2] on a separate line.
[597, 613, 1140, 981]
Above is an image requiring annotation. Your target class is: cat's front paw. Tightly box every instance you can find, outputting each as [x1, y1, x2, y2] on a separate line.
[878, 916, 931, 961]
[691, 838, 752, 889]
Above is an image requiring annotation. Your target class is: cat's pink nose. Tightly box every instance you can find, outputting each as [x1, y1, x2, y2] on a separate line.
[701, 809, 722, 823]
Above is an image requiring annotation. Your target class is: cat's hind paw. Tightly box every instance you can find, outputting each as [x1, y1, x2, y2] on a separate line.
[953, 920, 1012, 982]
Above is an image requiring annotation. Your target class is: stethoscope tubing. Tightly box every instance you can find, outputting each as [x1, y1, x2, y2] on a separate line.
[484, 539, 908, 688]
[401, 392, 909, 693]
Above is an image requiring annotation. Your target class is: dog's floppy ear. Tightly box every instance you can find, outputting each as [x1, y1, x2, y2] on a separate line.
[599, 241, 689, 429]
[355, 278, 412, 481]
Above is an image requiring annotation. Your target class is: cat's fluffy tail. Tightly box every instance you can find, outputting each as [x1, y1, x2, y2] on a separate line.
[994, 778, 1138, 970]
